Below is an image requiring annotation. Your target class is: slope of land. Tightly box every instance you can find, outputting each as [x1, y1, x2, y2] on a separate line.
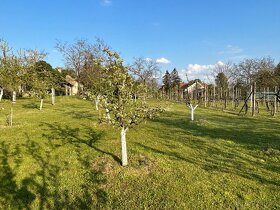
[0, 97, 279, 209]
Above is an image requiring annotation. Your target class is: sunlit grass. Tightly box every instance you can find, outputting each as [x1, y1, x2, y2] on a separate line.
[0, 96, 279, 209]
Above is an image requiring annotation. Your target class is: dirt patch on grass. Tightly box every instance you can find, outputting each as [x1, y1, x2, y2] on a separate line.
[126, 154, 157, 176]
[91, 154, 158, 179]
[91, 156, 118, 177]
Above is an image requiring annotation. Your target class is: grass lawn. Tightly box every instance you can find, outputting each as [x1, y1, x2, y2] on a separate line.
[0, 96, 279, 209]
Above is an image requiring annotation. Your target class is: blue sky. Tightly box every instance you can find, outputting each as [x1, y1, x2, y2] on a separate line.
[1, 0, 280, 82]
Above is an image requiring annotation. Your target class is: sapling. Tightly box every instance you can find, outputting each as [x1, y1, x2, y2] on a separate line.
[99, 49, 162, 166]
[187, 103, 198, 121]
[28, 61, 54, 110]
[0, 40, 22, 126]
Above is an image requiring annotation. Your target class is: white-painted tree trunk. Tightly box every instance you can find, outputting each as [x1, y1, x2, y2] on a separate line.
[120, 127, 128, 166]
[95, 100, 99, 111]
[9, 106, 13, 126]
[0, 88, 3, 101]
[188, 104, 198, 121]
[40, 98, 43, 110]
[95, 95, 100, 111]
[12, 91, 16, 103]
[106, 108, 110, 120]
[105, 97, 110, 120]
[51, 88, 55, 105]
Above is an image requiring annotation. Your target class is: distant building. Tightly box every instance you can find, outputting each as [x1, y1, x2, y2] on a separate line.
[159, 80, 207, 100]
[180, 81, 206, 100]
[65, 75, 83, 95]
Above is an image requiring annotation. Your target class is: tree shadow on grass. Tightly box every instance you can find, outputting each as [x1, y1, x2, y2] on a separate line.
[136, 142, 280, 187]
[137, 110, 280, 187]
[151, 110, 280, 150]
[0, 132, 110, 209]
[41, 122, 121, 164]
[64, 111, 96, 120]
[0, 142, 36, 209]
[22, 102, 39, 109]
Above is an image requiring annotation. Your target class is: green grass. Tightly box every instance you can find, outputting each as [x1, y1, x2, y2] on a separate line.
[0, 96, 279, 209]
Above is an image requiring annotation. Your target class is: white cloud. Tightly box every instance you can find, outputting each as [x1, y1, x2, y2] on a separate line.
[145, 57, 152, 62]
[156, 57, 171, 64]
[178, 61, 225, 83]
[218, 44, 243, 55]
[216, 61, 224, 66]
[101, 0, 112, 6]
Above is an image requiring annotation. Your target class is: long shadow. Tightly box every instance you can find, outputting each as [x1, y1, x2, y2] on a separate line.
[136, 142, 280, 187]
[0, 133, 110, 209]
[22, 102, 39, 109]
[137, 109, 280, 186]
[41, 122, 121, 163]
[64, 111, 96, 120]
[151, 110, 280, 150]
[0, 141, 35, 209]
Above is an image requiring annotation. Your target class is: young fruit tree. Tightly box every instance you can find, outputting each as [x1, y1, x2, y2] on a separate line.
[27, 61, 54, 110]
[185, 87, 199, 121]
[80, 61, 104, 111]
[99, 49, 162, 166]
[0, 39, 22, 126]
[187, 102, 198, 121]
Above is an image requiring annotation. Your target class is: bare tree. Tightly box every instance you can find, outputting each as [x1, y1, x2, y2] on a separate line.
[212, 62, 234, 83]
[0, 39, 12, 101]
[56, 39, 90, 95]
[128, 57, 160, 99]
[23, 49, 48, 65]
[129, 57, 160, 86]
[232, 57, 275, 85]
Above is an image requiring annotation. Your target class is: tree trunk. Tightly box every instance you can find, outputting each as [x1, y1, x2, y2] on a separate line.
[213, 86, 216, 107]
[0, 88, 3, 101]
[252, 83, 256, 116]
[95, 95, 100, 111]
[250, 85, 253, 113]
[105, 97, 110, 119]
[106, 109, 110, 120]
[12, 91, 16, 103]
[120, 127, 128, 166]
[275, 86, 278, 113]
[224, 90, 227, 110]
[177, 85, 180, 101]
[51, 88, 55, 105]
[40, 98, 43, 110]
[232, 87, 235, 109]
[189, 104, 198, 121]
[204, 84, 207, 108]
[95, 100, 99, 111]
[9, 106, 13, 126]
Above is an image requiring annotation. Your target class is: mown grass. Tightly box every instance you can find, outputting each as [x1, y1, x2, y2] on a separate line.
[0, 96, 279, 209]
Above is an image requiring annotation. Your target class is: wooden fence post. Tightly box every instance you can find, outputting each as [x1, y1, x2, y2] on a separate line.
[252, 82, 256, 116]
[213, 86, 216, 107]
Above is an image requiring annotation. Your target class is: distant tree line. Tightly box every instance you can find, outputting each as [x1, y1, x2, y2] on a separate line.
[0, 39, 70, 106]
[160, 57, 280, 102]
[162, 68, 182, 100]
[213, 57, 280, 97]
